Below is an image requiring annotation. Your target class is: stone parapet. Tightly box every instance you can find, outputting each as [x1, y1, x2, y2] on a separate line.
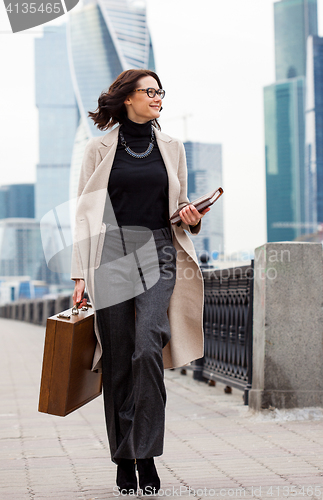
[249, 242, 323, 410]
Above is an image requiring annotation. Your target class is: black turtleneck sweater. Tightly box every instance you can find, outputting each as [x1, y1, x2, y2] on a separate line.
[107, 116, 169, 230]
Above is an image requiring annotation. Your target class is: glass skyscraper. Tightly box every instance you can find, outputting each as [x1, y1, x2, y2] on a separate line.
[305, 36, 323, 229]
[274, 0, 317, 80]
[35, 24, 79, 221]
[184, 142, 224, 259]
[265, 78, 306, 241]
[0, 184, 35, 219]
[265, 0, 318, 242]
[0, 219, 56, 283]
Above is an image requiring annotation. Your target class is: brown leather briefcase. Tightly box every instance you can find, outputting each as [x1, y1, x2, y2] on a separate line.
[38, 302, 102, 417]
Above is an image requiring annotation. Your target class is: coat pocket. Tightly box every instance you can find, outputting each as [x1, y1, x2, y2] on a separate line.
[94, 223, 107, 269]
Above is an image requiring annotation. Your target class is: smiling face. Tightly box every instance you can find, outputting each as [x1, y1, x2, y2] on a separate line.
[124, 75, 163, 124]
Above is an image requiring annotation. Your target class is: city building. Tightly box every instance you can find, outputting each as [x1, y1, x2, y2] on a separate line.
[264, 0, 318, 242]
[305, 35, 323, 230]
[0, 219, 57, 283]
[184, 141, 224, 259]
[35, 24, 79, 221]
[0, 277, 49, 304]
[274, 0, 317, 81]
[0, 184, 34, 219]
[264, 78, 306, 241]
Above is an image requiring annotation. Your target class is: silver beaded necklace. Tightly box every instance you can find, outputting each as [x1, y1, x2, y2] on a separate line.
[119, 126, 155, 159]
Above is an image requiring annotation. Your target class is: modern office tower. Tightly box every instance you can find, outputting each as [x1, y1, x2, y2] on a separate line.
[67, 0, 156, 202]
[184, 142, 224, 258]
[0, 184, 35, 219]
[0, 219, 55, 283]
[0, 188, 6, 220]
[274, 0, 317, 80]
[264, 0, 318, 242]
[265, 78, 306, 241]
[35, 24, 79, 221]
[305, 36, 323, 230]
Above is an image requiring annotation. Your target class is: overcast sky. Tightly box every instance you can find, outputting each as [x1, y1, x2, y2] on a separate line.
[1, 0, 322, 254]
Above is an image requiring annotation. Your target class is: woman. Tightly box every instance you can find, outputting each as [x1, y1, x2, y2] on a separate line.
[71, 69, 210, 495]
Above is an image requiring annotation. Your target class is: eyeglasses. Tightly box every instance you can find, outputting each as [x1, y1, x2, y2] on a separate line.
[133, 88, 166, 99]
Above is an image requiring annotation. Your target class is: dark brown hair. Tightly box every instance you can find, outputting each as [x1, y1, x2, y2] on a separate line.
[88, 69, 163, 131]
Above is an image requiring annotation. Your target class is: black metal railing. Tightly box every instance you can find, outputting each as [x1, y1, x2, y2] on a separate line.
[0, 294, 73, 326]
[191, 262, 254, 404]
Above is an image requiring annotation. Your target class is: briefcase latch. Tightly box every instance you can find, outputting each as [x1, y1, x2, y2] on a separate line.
[57, 312, 71, 320]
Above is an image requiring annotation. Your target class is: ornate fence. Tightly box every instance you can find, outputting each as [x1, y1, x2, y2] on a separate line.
[0, 295, 72, 326]
[192, 262, 254, 404]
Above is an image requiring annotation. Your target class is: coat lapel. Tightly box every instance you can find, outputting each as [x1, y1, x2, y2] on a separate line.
[98, 125, 119, 162]
[154, 128, 181, 219]
[79, 127, 120, 237]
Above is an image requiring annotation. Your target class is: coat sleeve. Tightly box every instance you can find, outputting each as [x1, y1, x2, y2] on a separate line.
[176, 141, 202, 236]
[70, 138, 97, 281]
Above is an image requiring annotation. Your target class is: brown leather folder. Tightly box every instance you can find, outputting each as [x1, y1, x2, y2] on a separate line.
[38, 304, 102, 417]
[170, 187, 224, 225]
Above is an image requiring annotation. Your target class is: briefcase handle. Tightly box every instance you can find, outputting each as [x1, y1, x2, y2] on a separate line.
[71, 298, 92, 315]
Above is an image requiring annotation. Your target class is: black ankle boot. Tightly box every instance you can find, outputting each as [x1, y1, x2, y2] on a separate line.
[116, 458, 137, 494]
[136, 457, 160, 495]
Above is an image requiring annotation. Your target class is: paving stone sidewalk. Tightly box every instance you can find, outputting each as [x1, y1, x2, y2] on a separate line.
[0, 317, 323, 500]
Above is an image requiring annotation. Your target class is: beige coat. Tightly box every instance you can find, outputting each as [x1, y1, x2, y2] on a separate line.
[71, 125, 204, 372]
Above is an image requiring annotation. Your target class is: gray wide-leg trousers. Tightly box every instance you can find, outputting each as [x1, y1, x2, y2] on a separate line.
[94, 225, 177, 465]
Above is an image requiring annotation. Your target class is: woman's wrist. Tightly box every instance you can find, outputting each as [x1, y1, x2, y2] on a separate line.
[190, 220, 200, 227]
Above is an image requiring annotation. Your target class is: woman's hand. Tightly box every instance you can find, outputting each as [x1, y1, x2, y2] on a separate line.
[179, 205, 211, 226]
[72, 279, 85, 306]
